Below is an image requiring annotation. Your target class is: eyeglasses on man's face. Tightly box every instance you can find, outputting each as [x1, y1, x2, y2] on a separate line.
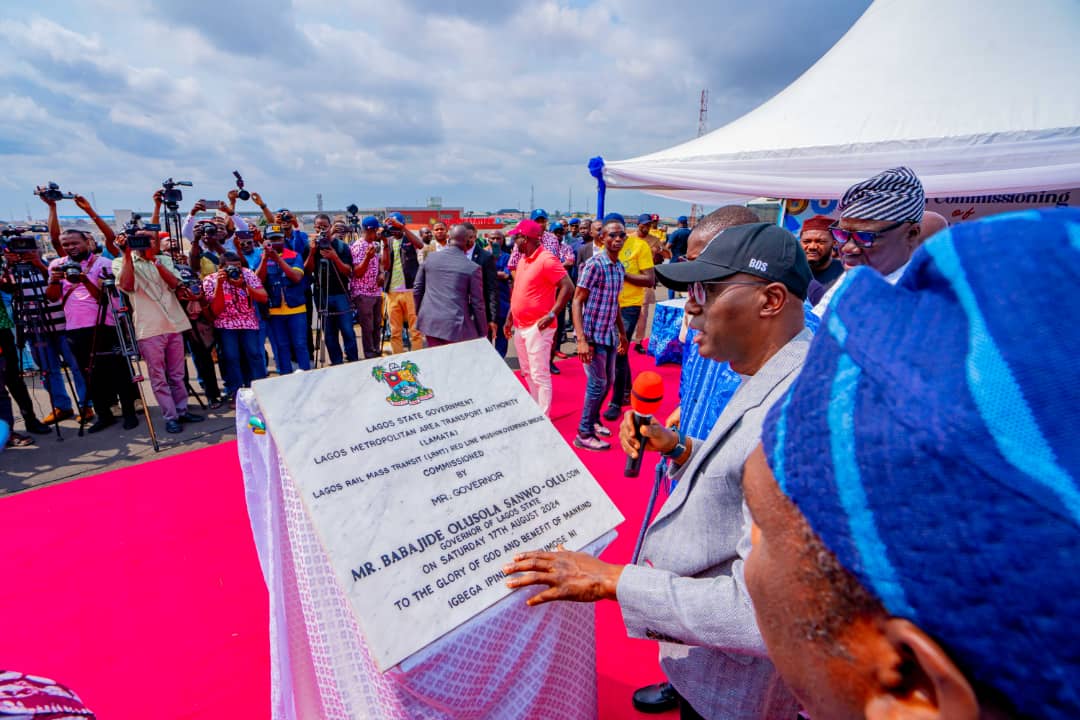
[688, 279, 768, 305]
[829, 220, 910, 249]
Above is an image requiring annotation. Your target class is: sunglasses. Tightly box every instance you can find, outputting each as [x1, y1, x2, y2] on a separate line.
[829, 220, 910, 249]
[688, 279, 768, 305]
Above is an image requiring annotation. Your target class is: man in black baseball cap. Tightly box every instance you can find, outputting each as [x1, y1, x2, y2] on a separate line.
[503, 221, 814, 718]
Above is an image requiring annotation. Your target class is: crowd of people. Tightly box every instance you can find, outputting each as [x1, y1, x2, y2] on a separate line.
[0, 187, 677, 446]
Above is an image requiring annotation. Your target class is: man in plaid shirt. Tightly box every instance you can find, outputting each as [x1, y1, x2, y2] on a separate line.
[571, 216, 628, 451]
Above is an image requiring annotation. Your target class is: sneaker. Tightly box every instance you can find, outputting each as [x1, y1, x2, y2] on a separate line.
[122, 415, 139, 430]
[634, 341, 648, 354]
[41, 407, 75, 424]
[573, 434, 611, 452]
[208, 397, 225, 410]
[25, 418, 52, 435]
[78, 408, 95, 424]
[87, 415, 117, 434]
[593, 423, 612, 437]
[177, 411, 205, 423]
[165, 419, 183, 433]
[6, 432, 34, 447]
[602, 404, 622, 422]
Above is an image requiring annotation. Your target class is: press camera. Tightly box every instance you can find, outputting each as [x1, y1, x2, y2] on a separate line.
[34, 182, 75, 202]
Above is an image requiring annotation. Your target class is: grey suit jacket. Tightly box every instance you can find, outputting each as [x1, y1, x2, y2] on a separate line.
[576, 241, 597, 269]
[413, 245, 487, 342]
[616, 329, 812, 719]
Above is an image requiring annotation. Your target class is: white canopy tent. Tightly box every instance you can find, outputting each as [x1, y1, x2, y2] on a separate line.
[600, 0, 1080, 205]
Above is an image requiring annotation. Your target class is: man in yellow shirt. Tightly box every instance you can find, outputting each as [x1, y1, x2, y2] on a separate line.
[602, 213, 655, 422]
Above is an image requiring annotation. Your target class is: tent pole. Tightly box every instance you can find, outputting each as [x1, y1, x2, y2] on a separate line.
[588, 156, 606, 220]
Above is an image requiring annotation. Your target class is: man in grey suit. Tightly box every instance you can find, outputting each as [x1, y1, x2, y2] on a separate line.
[413, 224, 487, 347]
[504, 223, 812, 719]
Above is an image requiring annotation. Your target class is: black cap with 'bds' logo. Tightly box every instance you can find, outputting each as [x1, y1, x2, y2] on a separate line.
[654, 222, 812, 299]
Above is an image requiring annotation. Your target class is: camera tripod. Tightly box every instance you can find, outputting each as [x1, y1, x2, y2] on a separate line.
[9, 262, 86, 441]
[160, 178, 193, 267]
[81, 272, 160, 452]
[311, 233, 357, 369]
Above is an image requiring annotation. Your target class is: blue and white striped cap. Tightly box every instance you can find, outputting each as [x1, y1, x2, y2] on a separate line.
[838, 166, 925, 223]
[762, 208, 1080, 719]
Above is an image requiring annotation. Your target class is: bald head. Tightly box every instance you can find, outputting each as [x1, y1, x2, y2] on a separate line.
[918, 211, 949, 246]
[686, 205, 762, 260]
[449, 224, 470, 249]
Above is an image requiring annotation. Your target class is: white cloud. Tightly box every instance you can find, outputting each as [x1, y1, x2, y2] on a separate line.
[0, 0, 870, 217]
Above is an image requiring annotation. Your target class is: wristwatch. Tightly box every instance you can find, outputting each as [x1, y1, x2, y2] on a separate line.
[662, 431, 688, 461]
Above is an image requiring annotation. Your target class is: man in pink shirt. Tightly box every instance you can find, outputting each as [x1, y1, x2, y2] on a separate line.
[46, 230, 139, 433]
[503, 219, 573, 414]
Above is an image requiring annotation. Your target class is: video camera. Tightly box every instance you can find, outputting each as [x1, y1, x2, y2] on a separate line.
[34, 182, 75, 202]
[232, 171, 250, 201]
[0, 225, 48, 253]
[124, 214, 161, 251]
[346, 203, 360, 227]
[161, 177, 193, 206]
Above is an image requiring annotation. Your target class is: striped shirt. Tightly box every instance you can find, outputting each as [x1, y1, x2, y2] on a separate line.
[577, 251, 625, 347]
[9, 266, 66, 333]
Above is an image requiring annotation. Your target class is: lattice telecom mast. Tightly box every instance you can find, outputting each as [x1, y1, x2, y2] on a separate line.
[688, 89, 709, 226]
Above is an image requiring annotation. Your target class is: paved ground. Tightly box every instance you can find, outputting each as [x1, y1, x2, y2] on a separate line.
[0, 337, 589, 496]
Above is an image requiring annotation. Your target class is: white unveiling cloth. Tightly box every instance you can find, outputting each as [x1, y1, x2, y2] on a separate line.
[235, 390, 605, 719]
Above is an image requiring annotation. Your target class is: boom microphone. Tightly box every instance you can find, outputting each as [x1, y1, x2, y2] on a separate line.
[624, 371, 664, 477]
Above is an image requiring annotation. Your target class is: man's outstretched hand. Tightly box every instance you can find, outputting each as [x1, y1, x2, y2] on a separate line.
[503, 545, 623, 606]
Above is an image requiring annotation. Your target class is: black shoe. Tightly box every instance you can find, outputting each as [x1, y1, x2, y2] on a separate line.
[25, 418, 52, 435]
[634, 342, 648, 354]
[122, 415, 139, 430]
[632, 682, 678, 714]
[87, 415, 117, 434]
[177, 411, 205, 423]
[602, 404, 621, 422]
[549, 363, 561, 375]
[165, 419, 182, 433]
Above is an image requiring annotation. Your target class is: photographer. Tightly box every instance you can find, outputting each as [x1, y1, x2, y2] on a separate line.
[113, 228, 204, 434]
[0, 285, 51, 437]
[349, 216, 383, 359]
[202, 252, 268, 400]
[183, 199, 249, 274]
[254, 197, 309, 254]
[256, 226, 309, 375]
[176, 268, 224, 409]
[188, 211, 230, 279]
[381, 212, 426, 354]
[1, 242, 90, 427]
[45, 230, 139, 433]
[304, 220, 357, 365]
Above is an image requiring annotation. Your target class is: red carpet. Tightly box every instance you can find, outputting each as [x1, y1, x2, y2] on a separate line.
[0, 352, 681, 719]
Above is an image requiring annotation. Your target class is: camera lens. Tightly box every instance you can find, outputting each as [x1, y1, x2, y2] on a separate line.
[238, 190, 250, 201]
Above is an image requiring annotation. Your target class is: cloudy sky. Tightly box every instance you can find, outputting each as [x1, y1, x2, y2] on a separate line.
[0, 0, 870, 220]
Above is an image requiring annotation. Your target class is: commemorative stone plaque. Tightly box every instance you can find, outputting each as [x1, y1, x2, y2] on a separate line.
[252, 339, 625, 670]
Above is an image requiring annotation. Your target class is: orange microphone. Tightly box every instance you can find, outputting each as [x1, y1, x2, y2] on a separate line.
[624, 371, 664, 477]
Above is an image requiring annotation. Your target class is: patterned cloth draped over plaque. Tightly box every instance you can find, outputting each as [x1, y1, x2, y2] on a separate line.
[236, 391, 601, 720]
